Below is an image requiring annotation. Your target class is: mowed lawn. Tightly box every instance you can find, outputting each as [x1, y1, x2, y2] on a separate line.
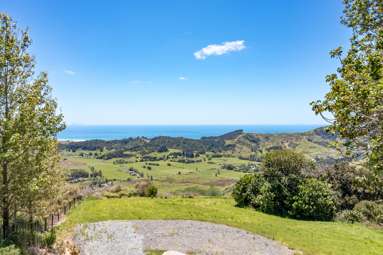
[59, 197, 383, 255]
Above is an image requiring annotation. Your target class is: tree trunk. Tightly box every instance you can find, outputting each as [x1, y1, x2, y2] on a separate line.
[2, 162, 9, 239]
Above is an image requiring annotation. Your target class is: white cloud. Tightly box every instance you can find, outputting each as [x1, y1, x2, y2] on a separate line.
[64, 69, 76, 76]
[194, 40, 246, 60]
[179, 76, 187, 80]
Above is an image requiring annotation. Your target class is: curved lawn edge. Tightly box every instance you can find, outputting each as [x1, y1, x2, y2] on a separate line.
[57, 197, 383, 255]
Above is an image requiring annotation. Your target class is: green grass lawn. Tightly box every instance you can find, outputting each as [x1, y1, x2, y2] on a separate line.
[59, 197, 383, 255]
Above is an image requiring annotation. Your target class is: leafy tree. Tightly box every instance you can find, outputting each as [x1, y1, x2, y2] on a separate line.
[290, 178, 336, 221]
[311, 0, 383, 173]
[0, 14, 64, 238]
[262, 150, 314, 215]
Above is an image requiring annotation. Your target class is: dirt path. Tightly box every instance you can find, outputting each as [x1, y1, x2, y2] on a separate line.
[73, 220, 293, 255]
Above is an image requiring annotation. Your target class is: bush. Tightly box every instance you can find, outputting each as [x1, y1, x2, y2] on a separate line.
[322, 164, 383, 210]
[233, 174, 266, 207]
[353, 200, 383, 225]
[0, 245, 20, 255]
[135, 181, 158, 197]
[263, 150, 314, 178]
[336, 209, 363, 223]
[41, 230, 56, 248]
[68, 169, 89, 180]
[251, 181, 275, 214]
[262, 150, 314, 215]
[290, 179, 336, 220]
[146, 185, 158, 198]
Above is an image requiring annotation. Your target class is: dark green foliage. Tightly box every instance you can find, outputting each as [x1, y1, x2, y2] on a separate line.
[262, 150, 314, 216]
[323, 164, 383, 209]
[157, 145, 168, 152]
[251, 181, 275, 214]
[290, 179, 336, 220]
[68, 169, 89, 180]
[98, 150, 135, 160]
[234, 150, 337, 220]
[222, 164, 236, 170]
[135, 181, 158, 198]
[232, 174, 255, 207]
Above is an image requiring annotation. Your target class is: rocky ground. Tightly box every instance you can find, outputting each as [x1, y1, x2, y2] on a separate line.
[73, 220, 294, 255]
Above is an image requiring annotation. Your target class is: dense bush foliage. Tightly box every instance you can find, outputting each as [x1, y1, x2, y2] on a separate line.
[290, 179, 336, 220]
[234, 150, 335, 220]
[232, 174, 255, 207]
[233, 150, 383, 223]
[322, 164, 383, 210]
[135, 181, 158, 197]
[0, 245, 20, 255]
[353, 200, 383, 225]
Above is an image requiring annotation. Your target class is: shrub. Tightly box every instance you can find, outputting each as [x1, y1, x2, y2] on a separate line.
[353, 200, 383, 225]
[68, 169, 89, 180]
[336, 209, 363, 223]
[0, 245, 20, 255]
[146, 185, 158, 198]
[41, 230, 56, 248]
[322, 164, 383, 210]
[251, 181, 275, 214]
[222, 164, 236, 170]
[290, 178, 336, 220]
[263, 150, 314, 178]
[135, 181, 158, 197]
[232, 174, 265, 207]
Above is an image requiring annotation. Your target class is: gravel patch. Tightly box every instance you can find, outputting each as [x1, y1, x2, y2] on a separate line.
[73, 220, 294, 255]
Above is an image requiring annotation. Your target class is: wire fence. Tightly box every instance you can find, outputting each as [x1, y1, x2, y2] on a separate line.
[1, 196, 83, 246]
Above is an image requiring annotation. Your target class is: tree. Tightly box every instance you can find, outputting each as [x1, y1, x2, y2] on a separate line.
[262, 150, 314, 215]
[311, 0, 383, 173]
[290, 178, 336, 221]
[0, 14, 64, 239]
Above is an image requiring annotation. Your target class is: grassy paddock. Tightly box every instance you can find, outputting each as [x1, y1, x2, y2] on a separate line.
[59, 197, 383, 255]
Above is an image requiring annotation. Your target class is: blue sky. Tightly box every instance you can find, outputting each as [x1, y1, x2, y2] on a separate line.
[1, 0, 349, 125]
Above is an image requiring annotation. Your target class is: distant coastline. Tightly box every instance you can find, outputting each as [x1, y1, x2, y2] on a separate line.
[58, 124, 324, 141]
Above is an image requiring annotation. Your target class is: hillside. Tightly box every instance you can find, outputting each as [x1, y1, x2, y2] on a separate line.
[60, 127, 357, 166]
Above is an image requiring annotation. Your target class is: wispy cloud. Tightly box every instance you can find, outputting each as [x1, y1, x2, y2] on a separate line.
[127, 80, 152, 85]
[179, 76, 188, 80]
[194, 40, 246, 60]
[64, 69, 76, 76]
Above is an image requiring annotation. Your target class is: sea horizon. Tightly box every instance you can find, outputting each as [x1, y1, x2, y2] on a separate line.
[58, 124, 325, 141]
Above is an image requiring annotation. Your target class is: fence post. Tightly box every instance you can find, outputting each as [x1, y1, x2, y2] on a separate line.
[44, 218, 48, 232]
[51, 214, 54, 229]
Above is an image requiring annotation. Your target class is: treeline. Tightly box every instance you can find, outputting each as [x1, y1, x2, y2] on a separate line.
[60, 134, 231, 153]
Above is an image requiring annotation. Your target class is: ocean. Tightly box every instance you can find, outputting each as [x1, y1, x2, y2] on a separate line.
[58, 125, 324, 141]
